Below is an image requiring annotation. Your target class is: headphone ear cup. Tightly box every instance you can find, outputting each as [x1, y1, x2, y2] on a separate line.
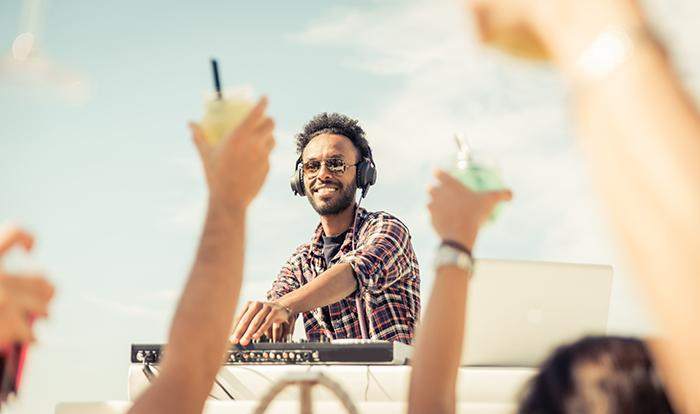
[356, 161, 367, 189]
[356, 158, 377, 191]
[290, 162, 306, 196]
[298, 166, 306, 196]
[367, 161, 377, 186]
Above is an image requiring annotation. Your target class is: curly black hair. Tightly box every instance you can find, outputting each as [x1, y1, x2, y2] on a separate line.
[295, 113, 372, 161]
[518, 336, 674, 414]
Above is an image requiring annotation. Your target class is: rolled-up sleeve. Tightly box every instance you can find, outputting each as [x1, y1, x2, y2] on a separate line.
[267, 253, 302, 301]
[338, 216, 413, 294]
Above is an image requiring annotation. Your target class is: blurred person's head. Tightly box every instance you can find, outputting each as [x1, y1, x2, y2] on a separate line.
[295, 113, 372, 217]
[518, 336, 674, 414]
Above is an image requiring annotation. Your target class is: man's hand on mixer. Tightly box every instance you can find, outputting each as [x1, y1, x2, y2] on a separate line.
[230, 300, 294, 345]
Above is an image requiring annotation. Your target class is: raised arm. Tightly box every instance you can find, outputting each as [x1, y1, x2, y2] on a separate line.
[128, 97, 275, 414]
[571, 33, 700, 414]
[470, 0, 700, 411]
[408, 171, 510, 414]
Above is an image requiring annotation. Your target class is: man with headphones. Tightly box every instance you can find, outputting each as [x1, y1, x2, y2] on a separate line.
[230, 112, 420, 345]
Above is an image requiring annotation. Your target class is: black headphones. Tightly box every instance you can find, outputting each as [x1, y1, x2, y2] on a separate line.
[290, 148, 377, 198]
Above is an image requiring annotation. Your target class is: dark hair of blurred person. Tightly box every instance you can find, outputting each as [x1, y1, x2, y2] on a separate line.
[518, 336, 674, 414]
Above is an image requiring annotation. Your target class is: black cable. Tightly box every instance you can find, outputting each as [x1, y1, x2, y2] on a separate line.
[142, 363, 157, 382]
[142, 363, 222, 400]
[213, 376, 235, 400]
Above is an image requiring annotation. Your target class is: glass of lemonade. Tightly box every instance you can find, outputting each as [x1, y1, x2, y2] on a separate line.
[200, 88, 254, 146]
[449, 133, 506, 221]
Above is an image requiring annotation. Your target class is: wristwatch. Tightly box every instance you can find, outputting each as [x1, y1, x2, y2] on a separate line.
[434, 242, 474, 274]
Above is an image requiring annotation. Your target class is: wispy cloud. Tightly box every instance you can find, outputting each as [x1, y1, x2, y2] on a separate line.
[294, 0, 598, 258]
[293, 0, 478, 76]
[132, 289, 181, 303]
[81, 292, 165, 320]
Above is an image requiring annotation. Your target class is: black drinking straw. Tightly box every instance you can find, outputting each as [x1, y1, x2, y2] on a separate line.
[211, 58, 222, 99]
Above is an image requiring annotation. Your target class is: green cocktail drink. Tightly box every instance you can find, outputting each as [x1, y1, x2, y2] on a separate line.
[450, 135, 506, 221]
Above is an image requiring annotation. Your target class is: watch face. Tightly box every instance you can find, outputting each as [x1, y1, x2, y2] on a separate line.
[435, 245, 473, 272]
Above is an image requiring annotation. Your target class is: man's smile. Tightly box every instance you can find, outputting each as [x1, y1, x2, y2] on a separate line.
[313, 184, 341, 197]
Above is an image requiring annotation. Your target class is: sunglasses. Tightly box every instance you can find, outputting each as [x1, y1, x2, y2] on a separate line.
[302, 158, 359, 177]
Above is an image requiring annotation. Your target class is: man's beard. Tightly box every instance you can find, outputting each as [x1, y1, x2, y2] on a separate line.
[307, 180, 357, 216]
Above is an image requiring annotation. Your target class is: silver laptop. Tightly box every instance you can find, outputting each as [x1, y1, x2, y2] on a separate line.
[461, 259, 613, 367]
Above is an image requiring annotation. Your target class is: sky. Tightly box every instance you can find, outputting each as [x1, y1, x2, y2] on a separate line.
[2, 0, 700, 412]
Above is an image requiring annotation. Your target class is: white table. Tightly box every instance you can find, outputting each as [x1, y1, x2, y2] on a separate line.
[57, 401, 517, 414]
[127, 364, 535, 403]
[58, 365, 534, 413]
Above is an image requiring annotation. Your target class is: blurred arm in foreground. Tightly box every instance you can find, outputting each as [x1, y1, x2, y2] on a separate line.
[470, 0, 700, 411]
[0, 225, 54, 347]
[128, 97, 275, 414]
[408, 171, 510, 414]
[0, 226, 54, 407]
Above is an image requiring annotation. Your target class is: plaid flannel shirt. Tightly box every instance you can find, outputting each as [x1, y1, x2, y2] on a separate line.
[267, 207, 420, 344]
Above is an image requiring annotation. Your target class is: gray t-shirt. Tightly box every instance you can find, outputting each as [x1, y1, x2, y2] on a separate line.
[320, 230, 348, 328]
[322, 231, 348, 266]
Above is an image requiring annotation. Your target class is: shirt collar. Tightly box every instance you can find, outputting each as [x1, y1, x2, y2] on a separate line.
[310, 205, 368, 258]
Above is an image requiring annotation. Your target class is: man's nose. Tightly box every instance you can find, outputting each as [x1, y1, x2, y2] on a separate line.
[317, 162, 334, 181]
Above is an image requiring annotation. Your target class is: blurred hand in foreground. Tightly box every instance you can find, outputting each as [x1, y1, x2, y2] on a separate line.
[467, 0, 646, 67]
[427, 170, 512, 251]
[190, 96, 276, 211]
[0, 225, 54, 346]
